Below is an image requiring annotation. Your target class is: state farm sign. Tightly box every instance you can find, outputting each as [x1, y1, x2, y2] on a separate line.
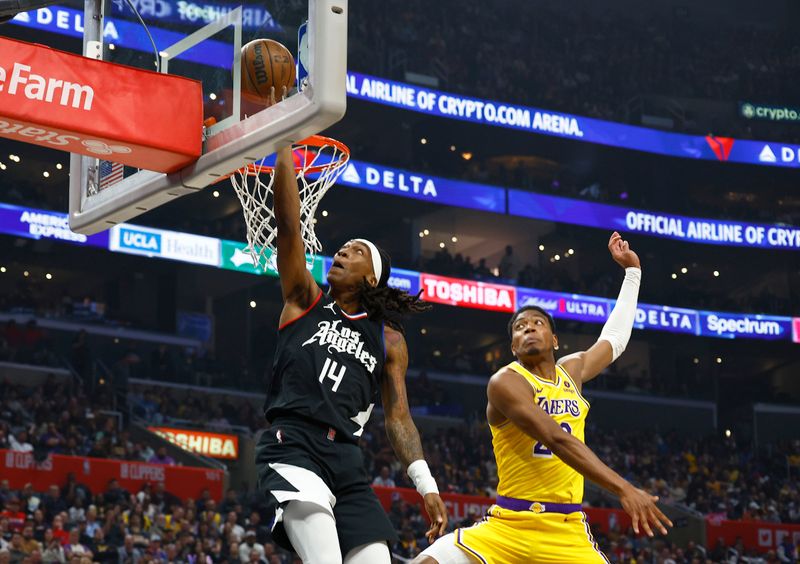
[149, 427, 238, 459]
[420, 273, 516, 313]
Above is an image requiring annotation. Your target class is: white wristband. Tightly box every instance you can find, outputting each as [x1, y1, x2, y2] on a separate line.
[407, 460, 439, 497]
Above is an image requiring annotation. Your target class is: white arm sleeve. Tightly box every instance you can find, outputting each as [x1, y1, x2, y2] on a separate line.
[599, 267, 641, 361]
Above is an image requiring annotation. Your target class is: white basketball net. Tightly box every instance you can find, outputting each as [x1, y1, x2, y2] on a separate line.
[229, 137, 349, 272]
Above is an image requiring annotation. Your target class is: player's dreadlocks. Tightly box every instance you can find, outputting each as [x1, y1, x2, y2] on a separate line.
[357, 244, 429, 333]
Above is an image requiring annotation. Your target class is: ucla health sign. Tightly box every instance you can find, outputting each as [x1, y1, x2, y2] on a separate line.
[339, 160, 506, 213]
[110, 224, 219, 266]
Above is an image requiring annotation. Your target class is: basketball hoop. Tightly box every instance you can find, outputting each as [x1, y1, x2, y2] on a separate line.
[224, 134, 350, 272]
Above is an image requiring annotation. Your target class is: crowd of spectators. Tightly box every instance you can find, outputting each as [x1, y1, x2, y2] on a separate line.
[0, 379, 164, 465]
[2, 370, 799, 561]
[0, 478, 298, 564]
[0, 466, 795, 563]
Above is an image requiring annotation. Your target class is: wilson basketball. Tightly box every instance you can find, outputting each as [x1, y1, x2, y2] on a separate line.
[241, 39, 296, 105]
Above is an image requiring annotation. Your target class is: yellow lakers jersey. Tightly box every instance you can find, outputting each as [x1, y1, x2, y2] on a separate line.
[490, 361, 591, 503]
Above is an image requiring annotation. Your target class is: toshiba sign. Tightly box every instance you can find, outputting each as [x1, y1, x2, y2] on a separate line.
[420, 273, 516, 313]
[149, 427, 238, 460]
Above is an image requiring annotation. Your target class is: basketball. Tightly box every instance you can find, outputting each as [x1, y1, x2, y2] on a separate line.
[240, 39, 296, 105]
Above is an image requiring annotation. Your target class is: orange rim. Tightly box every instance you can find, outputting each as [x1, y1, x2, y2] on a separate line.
[221, 134, 350, 180]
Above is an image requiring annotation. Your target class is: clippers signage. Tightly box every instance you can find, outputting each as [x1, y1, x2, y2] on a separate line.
[148, 427, 238, 459]
[372, 486, 631, 535]
[699, 312, 792, 341]
[517, 288, 609, 323]
[421, 273, 516, 313]
[338, 160, 506, 213]
[706, 518, 800, 553]
[345, 72, 800, 169]
[0, 203, 108, 248]
[0, 36, 201, 172]
[1, 449, 224, 501]
[508, 190, 800, 251]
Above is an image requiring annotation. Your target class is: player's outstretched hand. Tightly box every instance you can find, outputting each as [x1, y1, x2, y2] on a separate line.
[608, 231, 641, 270]
[619, 484, 673, 537]
[423, 493, 448, 543]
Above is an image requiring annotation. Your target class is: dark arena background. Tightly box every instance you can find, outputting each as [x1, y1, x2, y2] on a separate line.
[1, 0, 799, 562]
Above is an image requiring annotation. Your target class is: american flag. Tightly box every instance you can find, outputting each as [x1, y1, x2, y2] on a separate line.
[99, 160, 124, 190]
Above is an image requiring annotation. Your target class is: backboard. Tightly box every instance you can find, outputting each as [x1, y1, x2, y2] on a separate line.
[67, 0, 347, 234]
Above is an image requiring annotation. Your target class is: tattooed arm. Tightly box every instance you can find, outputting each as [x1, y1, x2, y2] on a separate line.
[382, 326, 448, 541]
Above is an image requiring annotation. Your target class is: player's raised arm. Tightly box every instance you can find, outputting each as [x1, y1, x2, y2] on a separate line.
[273, 135, 320, 314]
[559, 231, 641, 384]
[487, 368, 672, 537]
[381, 326, 448, 543]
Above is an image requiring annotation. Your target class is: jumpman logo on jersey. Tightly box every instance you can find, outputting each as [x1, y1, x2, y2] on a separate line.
[324, 302, 338, 315]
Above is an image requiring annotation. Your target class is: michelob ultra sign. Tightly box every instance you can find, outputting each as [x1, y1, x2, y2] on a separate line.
[149, 427, 238, 459]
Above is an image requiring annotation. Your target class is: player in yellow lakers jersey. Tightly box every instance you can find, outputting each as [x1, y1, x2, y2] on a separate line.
[415, 232, 672, 564]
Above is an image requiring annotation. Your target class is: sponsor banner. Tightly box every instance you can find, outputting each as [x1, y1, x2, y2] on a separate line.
[219, 239, 326, 283]
[1, 449, 224, 501]
[109, 224, 219, 265]
[345, 71, 800, 169]
[148, 427, 238, 459]
[740, 101, 800, 124]
[633, 303, 700, 336]
[0, 203, 108, 247]
[13, 6, 800, 170]
[706, 518, 800, 553]
[794, 318, 800, 344]
[109, 224, 163, 257]
[387, 267, 421, 296]
[0, 36, 202, 173]
[111, 0, 280, 31]
[516, 288, 609, 323]
[10, 6, 230, 69]
[508, 190, 800, 250]
[372, 486, 630, 534]
[699, 312, 793, 341]
[339, 160, 506, 213]
[421, 273, 516, 313]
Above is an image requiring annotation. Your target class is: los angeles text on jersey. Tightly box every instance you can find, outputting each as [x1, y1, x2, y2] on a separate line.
[537, 396, 581, 417]
[302, 320, 379, 374]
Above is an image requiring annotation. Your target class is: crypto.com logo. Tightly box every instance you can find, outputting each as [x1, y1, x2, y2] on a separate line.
[705, 135, 735, 161]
